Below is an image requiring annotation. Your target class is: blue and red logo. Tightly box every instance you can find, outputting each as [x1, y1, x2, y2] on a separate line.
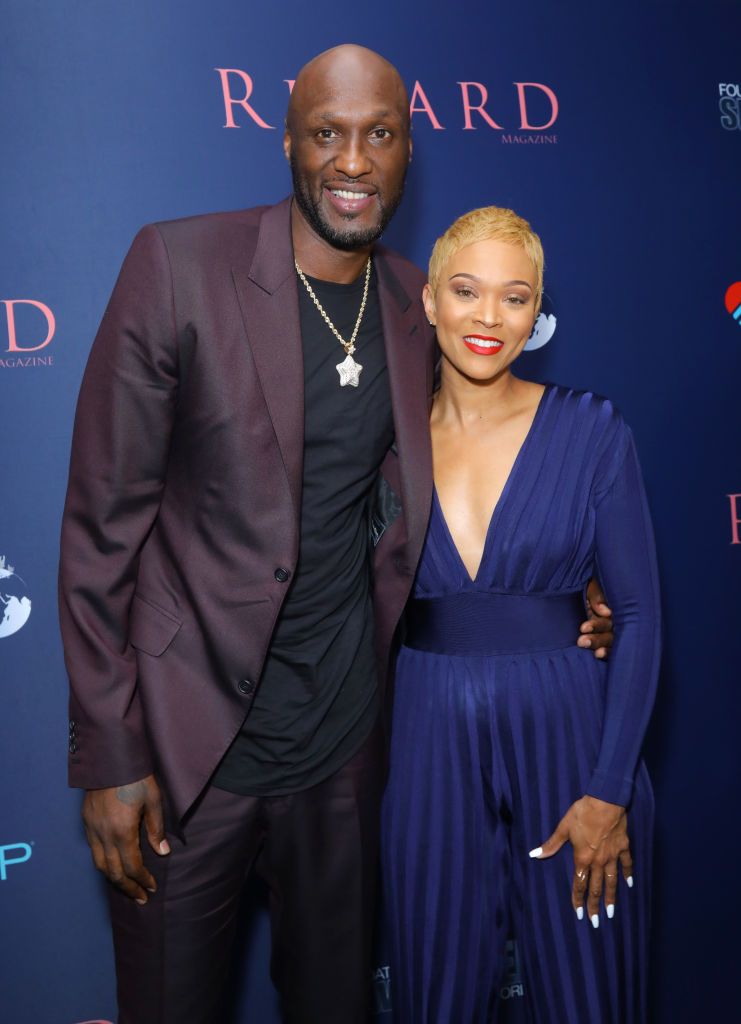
[725, 282, 741, 326]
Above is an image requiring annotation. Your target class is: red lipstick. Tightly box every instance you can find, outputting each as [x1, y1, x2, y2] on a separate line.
[462, 334, 504, 356]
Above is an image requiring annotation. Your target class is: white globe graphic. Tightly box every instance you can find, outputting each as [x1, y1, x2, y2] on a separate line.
[524, 312, 557, 351]
[0, 561, 32, 639]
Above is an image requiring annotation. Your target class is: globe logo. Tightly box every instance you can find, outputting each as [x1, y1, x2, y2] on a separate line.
[524, 293, 557, 352]
[0, 555, 32, 639]
[524, 312, 557, 351]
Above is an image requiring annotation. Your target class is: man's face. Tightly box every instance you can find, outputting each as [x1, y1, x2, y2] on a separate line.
[285, 67, 411, 251]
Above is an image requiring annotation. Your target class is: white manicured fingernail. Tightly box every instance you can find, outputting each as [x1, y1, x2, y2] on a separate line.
[591, 914, 599, 929]
[528, 847, 543, 859]
[626, 876, 634, 888]
[576, 906, 584, 920]
[606, 904, 615, 919]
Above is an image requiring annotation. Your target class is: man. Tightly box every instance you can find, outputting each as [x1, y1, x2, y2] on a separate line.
[60, 44, 613, 1023]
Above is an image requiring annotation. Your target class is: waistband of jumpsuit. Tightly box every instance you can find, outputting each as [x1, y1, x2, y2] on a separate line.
[403, 590, 586, 657]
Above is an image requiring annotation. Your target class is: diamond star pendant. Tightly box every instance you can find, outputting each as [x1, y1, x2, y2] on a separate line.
[336, 353, 363, 387]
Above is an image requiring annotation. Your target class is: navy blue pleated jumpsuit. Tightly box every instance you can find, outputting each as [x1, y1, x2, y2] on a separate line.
[381, 386, 661, 1023]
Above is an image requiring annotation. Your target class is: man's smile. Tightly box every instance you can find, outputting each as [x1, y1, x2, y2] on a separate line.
[324, 185, 377, 215]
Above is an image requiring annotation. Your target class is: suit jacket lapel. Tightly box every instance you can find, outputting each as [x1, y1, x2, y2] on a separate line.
[231, 198, 304, 515]
[230, 204, 433, 559]
[375, 249, 433, 569]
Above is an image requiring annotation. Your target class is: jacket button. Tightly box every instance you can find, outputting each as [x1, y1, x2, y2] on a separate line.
[238, 678, 255, 696]
[69, 741, 78, 754]
[274, 567, 291, 583]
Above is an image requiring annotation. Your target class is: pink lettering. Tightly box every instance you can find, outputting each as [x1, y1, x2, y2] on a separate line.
[284, 79, 295, 94]
[409, 81, 445, 130]
[729, 494, 741, 545]
[458, 82, 503, 130]
[515, 82, 559, 130]
[2, 300, 55, 353]
[214, 68, 275, 129]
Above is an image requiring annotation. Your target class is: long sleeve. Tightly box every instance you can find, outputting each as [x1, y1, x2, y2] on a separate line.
[59, 224, 179, 790]
[585, 426, 662, 807]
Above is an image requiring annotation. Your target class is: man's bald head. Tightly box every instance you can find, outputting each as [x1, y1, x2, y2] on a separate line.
[284, 44, 411, 252]
[286, 45, 409, 135]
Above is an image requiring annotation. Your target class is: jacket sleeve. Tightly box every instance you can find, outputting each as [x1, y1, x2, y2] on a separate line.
[585, 424, 662, 807]
[59, 224, 179, 790]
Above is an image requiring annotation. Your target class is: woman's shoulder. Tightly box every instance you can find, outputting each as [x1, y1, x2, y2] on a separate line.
[544, 383, 630, 441]
[542, 384, 635, 493]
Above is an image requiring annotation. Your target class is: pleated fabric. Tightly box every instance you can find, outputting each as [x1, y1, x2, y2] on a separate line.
[381, 385, 659, 1023]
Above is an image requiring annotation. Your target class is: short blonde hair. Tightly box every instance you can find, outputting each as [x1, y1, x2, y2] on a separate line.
[428, 206, 544, 312]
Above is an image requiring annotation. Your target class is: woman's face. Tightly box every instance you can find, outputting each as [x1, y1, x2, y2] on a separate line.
[424, 238, 538, 384]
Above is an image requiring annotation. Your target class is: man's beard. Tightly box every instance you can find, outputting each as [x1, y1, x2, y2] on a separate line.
[290, 154, 406, 251]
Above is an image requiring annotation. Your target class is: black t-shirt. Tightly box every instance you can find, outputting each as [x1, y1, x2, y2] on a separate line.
[213, 265, 394, 795]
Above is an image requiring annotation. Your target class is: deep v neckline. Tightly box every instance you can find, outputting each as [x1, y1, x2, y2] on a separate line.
[433, 384, 551, 585]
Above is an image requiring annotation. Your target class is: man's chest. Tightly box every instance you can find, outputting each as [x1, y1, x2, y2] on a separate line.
[300, 276, 395, 483]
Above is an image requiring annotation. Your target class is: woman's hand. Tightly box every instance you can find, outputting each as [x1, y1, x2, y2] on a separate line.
[529, 795, 633, 927]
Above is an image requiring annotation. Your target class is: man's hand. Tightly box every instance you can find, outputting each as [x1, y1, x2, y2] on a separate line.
[578, 578, 614, 659]
[82, 774, 170, 904]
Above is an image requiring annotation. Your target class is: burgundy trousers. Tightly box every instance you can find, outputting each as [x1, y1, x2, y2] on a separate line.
[108, 723, 384, 1024]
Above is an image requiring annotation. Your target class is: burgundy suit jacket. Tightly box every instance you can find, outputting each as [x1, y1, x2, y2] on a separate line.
[60, 196, 435, 821]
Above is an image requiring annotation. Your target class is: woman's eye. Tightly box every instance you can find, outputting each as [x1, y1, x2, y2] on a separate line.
[456, 287, 475, 298]
[504, 295, 526, 305]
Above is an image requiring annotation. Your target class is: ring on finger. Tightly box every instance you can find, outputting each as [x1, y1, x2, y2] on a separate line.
[576, 870, 587, 881]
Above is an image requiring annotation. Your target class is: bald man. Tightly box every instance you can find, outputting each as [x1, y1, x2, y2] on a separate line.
[60, 44, 614, 1023]
[61, 44, 428, 1023]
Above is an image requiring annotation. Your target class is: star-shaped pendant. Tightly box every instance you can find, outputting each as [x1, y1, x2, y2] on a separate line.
[336, 353, 363, 387]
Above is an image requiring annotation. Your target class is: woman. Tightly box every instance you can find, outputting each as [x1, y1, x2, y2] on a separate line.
[381, 207, 660, 1023]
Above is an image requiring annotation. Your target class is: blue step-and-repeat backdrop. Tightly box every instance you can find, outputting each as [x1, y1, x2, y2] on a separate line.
[1, 2, 739, 1021]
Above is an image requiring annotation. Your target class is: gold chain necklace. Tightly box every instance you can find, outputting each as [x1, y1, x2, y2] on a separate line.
[294, 256, 371, 388]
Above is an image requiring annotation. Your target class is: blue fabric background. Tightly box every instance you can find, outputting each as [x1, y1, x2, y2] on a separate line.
[1, 2, 739, 1020]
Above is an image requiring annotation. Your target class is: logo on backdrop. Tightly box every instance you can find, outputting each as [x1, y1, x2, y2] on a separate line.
[0, 556, 32, 639]
[719, 83, 741, 130]
[372, 965, 391, 1015]
[500, 939, 525, 1000]
[724, 282, 741, 327]
[728, 494, 741, 545]
[371, 942, 524, 1013]
[215, 70, 558, 142]
[0, 842, 32, 880]
[0, 299, 55, 368]
[524, 293, 557, 352]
